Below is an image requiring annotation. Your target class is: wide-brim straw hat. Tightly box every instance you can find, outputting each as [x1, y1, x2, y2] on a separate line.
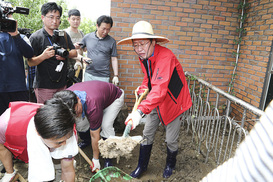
[117, 20, 169, 45]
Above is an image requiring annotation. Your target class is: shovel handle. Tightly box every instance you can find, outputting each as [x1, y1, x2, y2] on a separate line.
[75, 65, 81, 78]
[78, 147, 99, 173]
[122, 88, 149, 137]
[132, 88, 149, 111]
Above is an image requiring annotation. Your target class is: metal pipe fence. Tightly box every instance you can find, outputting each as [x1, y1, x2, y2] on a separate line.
[183, 72, 264, 165]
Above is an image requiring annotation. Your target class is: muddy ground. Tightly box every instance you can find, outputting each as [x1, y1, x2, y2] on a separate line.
[11, 122, 217, 182]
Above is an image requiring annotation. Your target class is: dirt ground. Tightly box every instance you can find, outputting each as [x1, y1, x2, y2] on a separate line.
[11, 122, 217, 182]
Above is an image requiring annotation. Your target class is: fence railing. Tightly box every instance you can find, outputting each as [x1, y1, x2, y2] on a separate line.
[183, 72, 264, 165]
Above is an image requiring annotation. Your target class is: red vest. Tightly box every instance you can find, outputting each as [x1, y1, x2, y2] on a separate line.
[4, 102, 41, 163]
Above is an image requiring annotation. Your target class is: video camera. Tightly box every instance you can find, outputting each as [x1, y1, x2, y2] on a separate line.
[52, 29, 69, 58]
[18, 28, 32, 38]
[0, 0, 29, 32]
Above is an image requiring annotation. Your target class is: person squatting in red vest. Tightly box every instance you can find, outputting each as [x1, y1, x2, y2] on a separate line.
[0, 98, 78, 182]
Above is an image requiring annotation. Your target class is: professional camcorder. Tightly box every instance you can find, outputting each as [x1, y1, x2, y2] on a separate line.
[0, 0, 29, 32]
[52, 29, 69, 58]
[18, 28, 32, 38]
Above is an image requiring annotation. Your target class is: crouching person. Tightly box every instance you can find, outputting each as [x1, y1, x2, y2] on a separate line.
[0, 98, 78, 182]
[53, 80, 124, 172]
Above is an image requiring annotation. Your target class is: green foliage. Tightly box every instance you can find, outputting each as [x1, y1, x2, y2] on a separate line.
[9, 0, 47, 32]
[5, 0, 94, 35]
[79, 17, 96, 35]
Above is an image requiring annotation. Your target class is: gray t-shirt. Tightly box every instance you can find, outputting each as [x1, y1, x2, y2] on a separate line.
[81, 31, 117, 77]
[64, 27, 84, 69]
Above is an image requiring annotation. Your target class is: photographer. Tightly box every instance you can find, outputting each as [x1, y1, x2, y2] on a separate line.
[27, 2, 77, 104]
[0, 14, 34, 115]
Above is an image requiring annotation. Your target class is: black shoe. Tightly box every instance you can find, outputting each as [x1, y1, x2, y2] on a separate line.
[78, 141, 90, 149]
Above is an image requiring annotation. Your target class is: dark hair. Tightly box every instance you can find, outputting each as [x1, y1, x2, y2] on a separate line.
[53, 90, 78, 113]
[97, 15, 113, 27]
[68, 9, 81, 17]
[41, 2, 62, 16]
[34, 97, 75, 139]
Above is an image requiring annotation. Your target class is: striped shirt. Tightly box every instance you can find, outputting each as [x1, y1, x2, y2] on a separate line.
[201, 101, 273, 182]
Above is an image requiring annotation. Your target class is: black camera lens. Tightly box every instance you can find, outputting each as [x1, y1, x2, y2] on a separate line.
[56, 49, 69, 58]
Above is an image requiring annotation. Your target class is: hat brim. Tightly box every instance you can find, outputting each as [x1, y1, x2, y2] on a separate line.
[117, 34, 169, 45]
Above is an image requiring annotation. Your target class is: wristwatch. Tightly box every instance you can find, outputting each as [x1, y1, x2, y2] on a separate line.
[137, 109, 146, 118]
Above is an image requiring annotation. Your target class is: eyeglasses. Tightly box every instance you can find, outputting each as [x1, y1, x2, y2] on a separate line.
[45, 15, 61, 22]
[132, 41, 151, 50]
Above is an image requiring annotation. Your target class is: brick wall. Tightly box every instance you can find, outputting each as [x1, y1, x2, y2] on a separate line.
[235, 0, 272, 109]
[109, 0, 271, 111]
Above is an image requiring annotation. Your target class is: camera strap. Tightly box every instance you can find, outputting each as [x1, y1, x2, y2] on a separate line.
[46, 36, 63, 82]
[63, 31, 70, 51]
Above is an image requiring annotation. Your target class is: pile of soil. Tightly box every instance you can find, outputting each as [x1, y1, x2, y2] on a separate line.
[12, 123, 217, 181]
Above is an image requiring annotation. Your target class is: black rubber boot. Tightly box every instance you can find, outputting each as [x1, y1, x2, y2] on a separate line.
[78, 130, 91, 149]
[130, 144, 153, 178]
[163, 147, 178, 178]
[102, 137, 113, 168]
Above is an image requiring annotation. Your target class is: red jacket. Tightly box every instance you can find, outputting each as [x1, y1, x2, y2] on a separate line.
[4, 102, 41, 163]
[138, 44, 192, 126]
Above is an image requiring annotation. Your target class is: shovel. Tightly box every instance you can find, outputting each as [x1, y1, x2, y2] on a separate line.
[110, 88, 149, 141]
[85, 88, 149, 181]
[98, 88, 148, 162]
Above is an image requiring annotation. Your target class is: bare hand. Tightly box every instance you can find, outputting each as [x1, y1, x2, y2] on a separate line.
[74, 42, 82, 49]
[55, 55, 66, 60]
[43, 46, 55, 59]
[82, 57, 92, 64]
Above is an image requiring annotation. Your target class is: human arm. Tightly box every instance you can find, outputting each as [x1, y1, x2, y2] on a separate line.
[68, 49, 77, 59]
[61, 158, 75, 182]
[90, 129, 100, 160]
[90, 128, 101, 172]
[8, 20, 33, 58]
[27, 47, 55, 67]
[111, 57, 119, 85]
[137, 54, 175, 115]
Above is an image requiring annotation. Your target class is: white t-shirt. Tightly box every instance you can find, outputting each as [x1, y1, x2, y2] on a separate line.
[26, 117, 78, 181]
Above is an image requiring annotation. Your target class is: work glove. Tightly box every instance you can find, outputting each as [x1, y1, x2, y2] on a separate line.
[74, 61, 83, 70]
[136, 85, 148, 96]
[91, 158, 100, 172]
[112, 76, 119, 86]
[125, 110, 142, 130]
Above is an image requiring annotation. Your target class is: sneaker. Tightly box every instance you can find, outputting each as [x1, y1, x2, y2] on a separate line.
[0, 170, 17, 182]
[78, 141, 90, 149]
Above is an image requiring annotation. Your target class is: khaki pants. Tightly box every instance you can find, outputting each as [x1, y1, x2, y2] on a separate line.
[142, 108, 182, 151]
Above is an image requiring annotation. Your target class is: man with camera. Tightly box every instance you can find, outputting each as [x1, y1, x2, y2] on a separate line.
[0, 11, 34, 115]
[28, 2, 77, 104]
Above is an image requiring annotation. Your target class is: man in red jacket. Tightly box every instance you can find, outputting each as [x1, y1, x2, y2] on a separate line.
[118, 20, 192, 179]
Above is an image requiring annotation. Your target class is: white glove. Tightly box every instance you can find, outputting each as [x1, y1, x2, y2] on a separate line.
[91, 158, 100, 172]
[124, 110, 142, 130]
[112, 76, 119, 85]
[74, 61, 82, 70]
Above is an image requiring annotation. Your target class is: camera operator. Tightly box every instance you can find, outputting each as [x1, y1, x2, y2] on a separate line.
[0, 14, 34, 115]
[27, 2, 77, 104]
